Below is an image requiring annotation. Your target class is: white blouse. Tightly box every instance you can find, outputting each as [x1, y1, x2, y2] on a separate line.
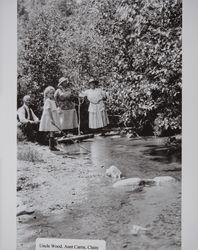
[79, 88, 108, 112]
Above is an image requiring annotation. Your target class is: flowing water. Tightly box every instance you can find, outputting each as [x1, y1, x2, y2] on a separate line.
[17, 136, 181, 250]
[62, 135, 181, 180]
[60, 136, 181, 250]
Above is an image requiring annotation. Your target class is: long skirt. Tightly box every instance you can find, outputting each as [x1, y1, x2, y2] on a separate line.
[89, 110, 109, 129]
[59, 109, 78, 130]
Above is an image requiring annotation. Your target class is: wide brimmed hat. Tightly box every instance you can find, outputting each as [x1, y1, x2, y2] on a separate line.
[58, 77, 68, 87]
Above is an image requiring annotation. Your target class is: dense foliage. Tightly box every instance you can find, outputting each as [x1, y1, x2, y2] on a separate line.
[18, 0, 182, 135]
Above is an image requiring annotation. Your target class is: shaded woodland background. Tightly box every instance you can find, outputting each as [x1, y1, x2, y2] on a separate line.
[17, 0, 182, 136]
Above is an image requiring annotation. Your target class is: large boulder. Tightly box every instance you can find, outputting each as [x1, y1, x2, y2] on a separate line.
[113, 177, 142, 188]
[112, 176, 176, 189]
[105, 165, 122, 179]
[153, 176, 176, 185]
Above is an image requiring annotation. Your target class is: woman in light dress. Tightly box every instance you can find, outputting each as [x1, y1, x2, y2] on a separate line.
[54, 77, 78, 134]
[39, 86, 60, 151]
[79, 79, 109, 130]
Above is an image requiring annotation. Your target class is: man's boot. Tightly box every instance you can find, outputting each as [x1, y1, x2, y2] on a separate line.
[49, 137, 59, 151]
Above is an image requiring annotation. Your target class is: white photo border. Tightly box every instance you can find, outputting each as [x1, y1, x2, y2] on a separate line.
[0, 0, 198, 249]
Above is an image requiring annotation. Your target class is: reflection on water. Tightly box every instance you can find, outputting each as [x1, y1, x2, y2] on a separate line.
[62, 136, 181, 179]
[59, 136, 181, 250]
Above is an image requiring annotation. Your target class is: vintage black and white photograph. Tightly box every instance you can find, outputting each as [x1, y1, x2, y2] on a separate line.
[16, 0, 182, 249]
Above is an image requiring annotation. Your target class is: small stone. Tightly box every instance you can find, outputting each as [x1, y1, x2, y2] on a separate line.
[105, 165, 122, 179]
[130, 225, 148, 235]
[110, 226, 119, 233]
[141, 179, 155, 186]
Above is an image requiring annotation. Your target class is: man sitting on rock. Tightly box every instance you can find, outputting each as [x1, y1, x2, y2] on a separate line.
[17, 95, 40, 142]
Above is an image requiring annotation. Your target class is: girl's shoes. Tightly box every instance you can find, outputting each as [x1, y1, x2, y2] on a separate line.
[50, 145, 60, 151]
[49, 138, 60, 151]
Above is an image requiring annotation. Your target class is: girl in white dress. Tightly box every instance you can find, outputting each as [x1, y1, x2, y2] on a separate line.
[39, 86, 60, 151]
[79, 79, 109, 130]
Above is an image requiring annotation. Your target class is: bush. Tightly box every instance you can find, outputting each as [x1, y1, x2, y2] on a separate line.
[18, 0, 182, 136]
[17, 147, 43, 162]
[17, 125, 27, 142]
